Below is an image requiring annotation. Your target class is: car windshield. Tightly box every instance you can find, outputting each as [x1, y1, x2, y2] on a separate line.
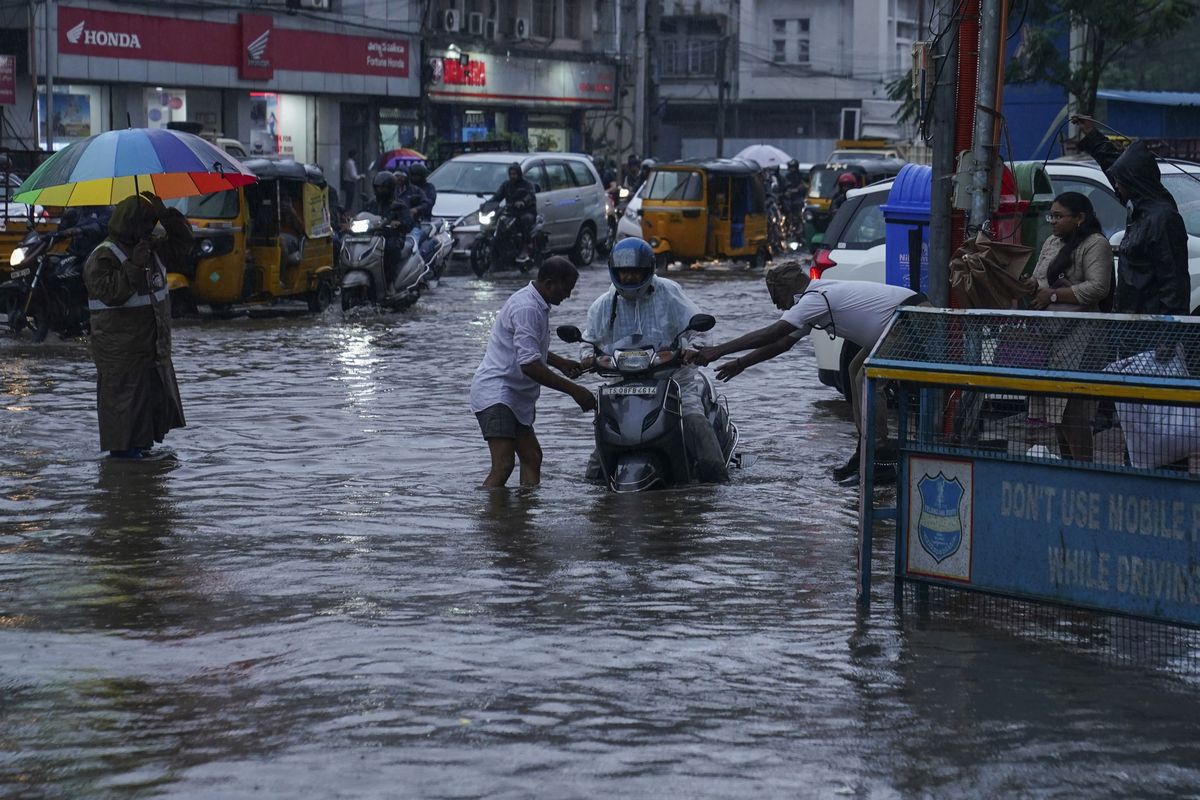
[167, 190, 240, 219]
[808, 169, 846, 198]
[644, 170, 703, 201]
[1161, 173, 1200, 237]
[429, 161, 513, 195]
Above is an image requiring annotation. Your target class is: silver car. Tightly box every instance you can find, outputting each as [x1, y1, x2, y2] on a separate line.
[429, 152, 608, 266]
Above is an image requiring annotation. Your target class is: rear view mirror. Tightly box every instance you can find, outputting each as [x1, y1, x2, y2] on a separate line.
[686, 313, 716, 333]
[557, 325, 583, 343]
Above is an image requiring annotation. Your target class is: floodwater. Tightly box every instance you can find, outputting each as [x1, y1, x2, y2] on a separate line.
[3, 266, 1200, 799]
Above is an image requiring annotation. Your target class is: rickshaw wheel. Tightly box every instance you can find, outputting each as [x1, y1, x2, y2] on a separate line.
[308, 279, 333, 313]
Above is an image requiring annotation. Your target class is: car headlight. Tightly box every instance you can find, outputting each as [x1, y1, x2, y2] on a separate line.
[9, 247, 26, 266]
[478, 210, 495, 226]
[615, 348, 653, 371]
[198, 238, 215, 255]
[351, 219, 371, 234]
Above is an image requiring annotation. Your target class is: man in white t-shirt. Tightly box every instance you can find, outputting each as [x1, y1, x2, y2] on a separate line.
[692, 263, 929, 484]
[470, 257, 597, 488]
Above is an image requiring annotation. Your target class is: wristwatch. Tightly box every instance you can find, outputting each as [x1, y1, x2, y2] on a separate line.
[1049, 292, 1058, 304]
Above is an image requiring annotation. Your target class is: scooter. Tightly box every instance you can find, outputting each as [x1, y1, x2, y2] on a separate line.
[0, 230, 90, 342]
[469, 200, 548, 277]
[413, 218, 454, 287]
[339, 212, 428, 312]
[557, 313, 739, 493]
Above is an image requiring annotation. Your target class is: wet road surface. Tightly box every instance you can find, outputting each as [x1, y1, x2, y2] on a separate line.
[4, 266, 1200, 798]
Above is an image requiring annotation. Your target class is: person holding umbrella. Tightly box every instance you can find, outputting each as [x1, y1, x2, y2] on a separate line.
[83, 191, 192, 459]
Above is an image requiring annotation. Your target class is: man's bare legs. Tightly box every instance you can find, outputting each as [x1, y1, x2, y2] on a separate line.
[483, 432, 543, 488]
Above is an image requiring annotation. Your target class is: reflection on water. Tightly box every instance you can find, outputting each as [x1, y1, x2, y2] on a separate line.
[2, 269, 1200, 797]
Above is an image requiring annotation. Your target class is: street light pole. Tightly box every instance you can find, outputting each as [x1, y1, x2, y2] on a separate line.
[968, 0, 1001, 234]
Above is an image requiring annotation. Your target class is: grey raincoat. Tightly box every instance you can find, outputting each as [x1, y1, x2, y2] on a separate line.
[1078, 131, 1190, 315]
[83, 195, 192, 452]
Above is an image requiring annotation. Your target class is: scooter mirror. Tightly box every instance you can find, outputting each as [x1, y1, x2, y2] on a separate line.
[557, 325, 583, 343]
[686, 313, 716, 333]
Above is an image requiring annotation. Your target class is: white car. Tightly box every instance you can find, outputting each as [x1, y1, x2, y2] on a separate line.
[615, 182, 646, 242]
[429, 151, 608, 266]
[811, 159, 1200, 396]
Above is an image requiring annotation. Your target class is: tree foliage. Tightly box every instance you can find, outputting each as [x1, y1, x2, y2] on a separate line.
[1007, 0, 1200, 116]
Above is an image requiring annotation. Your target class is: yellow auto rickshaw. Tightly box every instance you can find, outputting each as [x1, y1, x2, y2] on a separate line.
[804, 158, 905, 246]
[639, 158, 770, 269]
[166, 158, 336, 315]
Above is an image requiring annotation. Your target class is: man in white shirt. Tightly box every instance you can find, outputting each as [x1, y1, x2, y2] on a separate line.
[692, 263, 929, 484]
[341, 149, 363, 214]
[470, 257, 597, 488]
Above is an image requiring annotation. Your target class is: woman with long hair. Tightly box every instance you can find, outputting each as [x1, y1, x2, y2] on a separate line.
[1023, 191, 1114, 461]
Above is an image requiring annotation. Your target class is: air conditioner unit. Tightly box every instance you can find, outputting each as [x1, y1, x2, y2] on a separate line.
[297, 0, 330, 8]
[442, 8, 461, 31]
[468, 12, 484, 34]
[512, 16, 530, 39]
[484, 18, 499, 39]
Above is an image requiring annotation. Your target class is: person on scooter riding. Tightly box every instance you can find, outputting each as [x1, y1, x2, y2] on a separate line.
[581, 238, 729, 483]
[58, 205, 112, 271]
[781, 159, 807, 221]
[406, 162, 437, 223]
[487, 163, 537, 263]
[362, 171, 413, 288]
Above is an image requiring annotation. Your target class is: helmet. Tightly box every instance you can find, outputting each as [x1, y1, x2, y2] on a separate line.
[408, 162, 428, 182]
[641, 158, 656, 169]
[372, 171, 396, 193]
[608, 238, 655, 301]
[836, 172, 858, 189]
[627, 154, 639, 166]
[787, 159, 799, 170]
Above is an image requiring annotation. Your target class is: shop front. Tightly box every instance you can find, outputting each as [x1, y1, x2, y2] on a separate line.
[37, 4, 418, 170]
[426, 51, 615, 153]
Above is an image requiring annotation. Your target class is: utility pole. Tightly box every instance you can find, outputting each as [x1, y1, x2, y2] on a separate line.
[43, 0, 54, 151]
[967, 0, 1001, 234]
[634, 0, 647, 157]
[715, 36, 727, 158]
[926, 0, 958, 307]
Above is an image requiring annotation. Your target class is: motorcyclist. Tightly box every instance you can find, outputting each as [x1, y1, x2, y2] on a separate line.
[487, 162, 537, 263]
[635, 158, 656, 194]
[406, 162, 437, 223]
[361, 171, 414, 288]
[781, 160, 807, 221]
[622, 154, 641, 192]
[581, 238, 729, 483]
[830, 172, 858, 215]
[57, 205, 112, 270]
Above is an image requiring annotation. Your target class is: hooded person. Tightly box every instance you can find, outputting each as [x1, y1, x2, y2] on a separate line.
[363, 171, 414, 288]
[82, 191, 192, 459]
[1074, 116, 1190, 315]
[582, 237, 729, 483]
[406, 162, 437, 222]
[487, 162, 537, 261]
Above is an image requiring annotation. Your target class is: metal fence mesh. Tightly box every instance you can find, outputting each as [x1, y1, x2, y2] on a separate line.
[899, 583, 1200, 675]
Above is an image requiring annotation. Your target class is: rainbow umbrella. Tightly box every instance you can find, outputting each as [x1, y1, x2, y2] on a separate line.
[13, 128, 257, 207]
[374, 148, 426, 172]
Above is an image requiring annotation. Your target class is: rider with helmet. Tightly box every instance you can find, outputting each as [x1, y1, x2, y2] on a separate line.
[622, 154, 641, 192]
[781, 159, 808, 220]
[406, 162, 437, 222]
[581, 238, 729, 483]
[487, 162, 538, 262]
[362, 170, 414, 287]
[634, 158, 656, 194]
[830, 171, 859, 215]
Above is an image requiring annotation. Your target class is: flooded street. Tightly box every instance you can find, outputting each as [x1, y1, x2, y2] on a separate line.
[4, 265, 1200, 798]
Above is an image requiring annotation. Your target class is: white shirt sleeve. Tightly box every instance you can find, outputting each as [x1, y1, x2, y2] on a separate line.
[781, 293, 820, 340]
[512, 306, 545, 367]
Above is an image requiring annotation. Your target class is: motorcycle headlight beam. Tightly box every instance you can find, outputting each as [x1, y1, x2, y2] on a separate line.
[351, 219, 371, 234]
[9, 247, 26, 266]
[478, 211, 495, 226]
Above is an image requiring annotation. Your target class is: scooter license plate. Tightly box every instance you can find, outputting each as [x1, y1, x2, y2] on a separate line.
[605, 385, 656, 396]
[9, 268, 29, 279]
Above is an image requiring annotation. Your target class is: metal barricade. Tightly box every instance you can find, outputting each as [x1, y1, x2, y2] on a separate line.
[858, 307, 1200, 633]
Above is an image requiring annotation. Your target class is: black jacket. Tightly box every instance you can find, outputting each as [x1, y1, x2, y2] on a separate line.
[363, 197, 413, 237]
[490, 177, 536, 213]
[60, 205, 112, 261]
[1078, 130, 1190, 315]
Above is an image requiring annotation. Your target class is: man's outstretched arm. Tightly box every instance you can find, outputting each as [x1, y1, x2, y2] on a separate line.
[692, 320, 798, 365]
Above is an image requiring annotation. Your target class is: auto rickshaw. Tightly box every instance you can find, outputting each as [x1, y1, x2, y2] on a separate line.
[803, 158, 905, 247]
[166, 158, 336, 315]
[639, 158, 770, 269]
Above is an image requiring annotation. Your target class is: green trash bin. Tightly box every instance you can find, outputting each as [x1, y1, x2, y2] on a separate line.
[1012, 162, 1055, 275]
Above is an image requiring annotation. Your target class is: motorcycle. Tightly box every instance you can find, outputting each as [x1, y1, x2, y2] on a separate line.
[469, 200, 548, 278]
[339, 212, 429, 312]
[0, 230, 90, 342]
[557, 313, 739, 493]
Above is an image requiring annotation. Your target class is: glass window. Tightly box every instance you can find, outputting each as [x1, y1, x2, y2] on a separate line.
[1049, 177, 1127, 238]
[428, 160, 512, 194]
[566, 161, 596, 186]
[773, 19, 786, 34]
[524, 162, 549, 192]
[1161, 173, 1200, 237]
[839, 198, 887, 248]
[542, 162, 572, 191]
[166, 189, 240, 219]
[773, 40, 786, 63]
[646, 170, 704, 201]
[532, 0, 553, 37]
[563, 0, 580, 37]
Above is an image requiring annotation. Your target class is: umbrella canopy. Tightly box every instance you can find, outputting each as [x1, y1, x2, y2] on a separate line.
[375, 148, 426, 172]
[13, 128, 257, 207]
[735, 144, 793, 169]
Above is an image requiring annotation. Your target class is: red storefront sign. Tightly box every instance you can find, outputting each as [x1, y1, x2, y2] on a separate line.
[0, 55, 15, 106]
[57, 7, 409, 79]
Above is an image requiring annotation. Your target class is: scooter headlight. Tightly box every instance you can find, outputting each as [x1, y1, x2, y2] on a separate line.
[8, 247, 26, 266]
[615, 348, 653, 372]
[619, 187, 631, 200]
[351, 219, 371, 234]
[478, 210, 495, 226]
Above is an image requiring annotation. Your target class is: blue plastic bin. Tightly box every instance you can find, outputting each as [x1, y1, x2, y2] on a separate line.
[880, 164, 933, 292]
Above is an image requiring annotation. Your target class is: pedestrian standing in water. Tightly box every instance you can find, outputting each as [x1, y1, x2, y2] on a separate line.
[83, 191, 192, 459]
[470, 257, 596, 488]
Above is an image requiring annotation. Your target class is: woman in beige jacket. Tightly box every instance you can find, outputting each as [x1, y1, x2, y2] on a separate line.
[1023, 191, 1114, 461]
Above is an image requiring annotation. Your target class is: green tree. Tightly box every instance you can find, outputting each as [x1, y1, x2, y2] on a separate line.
[1008, 0, 1199, 116]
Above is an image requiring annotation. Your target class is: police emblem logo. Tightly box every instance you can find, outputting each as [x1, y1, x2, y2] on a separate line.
[917, 472, 964, 563]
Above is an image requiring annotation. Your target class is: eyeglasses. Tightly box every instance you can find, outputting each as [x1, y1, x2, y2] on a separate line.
[1045, 212, 1078, 222]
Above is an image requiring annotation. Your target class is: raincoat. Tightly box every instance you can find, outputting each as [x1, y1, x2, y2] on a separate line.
[1078, 131, 1190, 315]
[83, 195, 192, 452]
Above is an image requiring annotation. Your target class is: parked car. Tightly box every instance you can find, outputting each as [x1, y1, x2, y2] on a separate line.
[809, 158, 1200, 397]
[429, 152, 608, 266]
